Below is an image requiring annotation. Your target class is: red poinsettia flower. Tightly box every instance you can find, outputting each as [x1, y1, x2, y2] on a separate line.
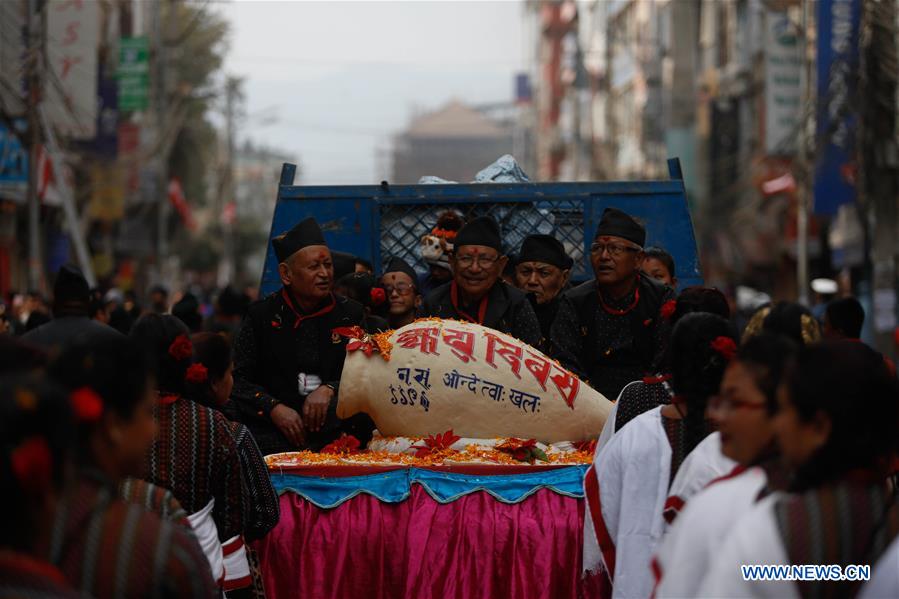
[321, 434, 362, 454]
[370, 287, 386, 306]
[70, 387, 103, 422]
[710, 336, 738, 361]
[332, 326, 366, 340]
[496, 438, 547, 464]
[413, 429, 461, 458]
[11, 436, 52, 495]
[185, 363, 209, 384]
[168, 334, 193, 361]
[335, 326, 379, 357]
[660, 300, 677, 321]
[573, 439, 598, 455]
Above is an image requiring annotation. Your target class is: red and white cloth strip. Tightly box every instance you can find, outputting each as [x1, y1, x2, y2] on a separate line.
[222, 535, 252, 591]
[187, 498, 225, 587]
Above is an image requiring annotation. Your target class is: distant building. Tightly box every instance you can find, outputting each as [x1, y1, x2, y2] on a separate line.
[390, 101, 514, 183]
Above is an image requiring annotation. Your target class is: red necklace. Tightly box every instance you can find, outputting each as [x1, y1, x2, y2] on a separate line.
[598, 286, 640, 316]
[281, 288, 336, 329]
[450, 281, 489, 324]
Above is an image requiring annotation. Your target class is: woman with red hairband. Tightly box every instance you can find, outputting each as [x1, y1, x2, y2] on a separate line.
[594, 286, 732, 453]
[129, 314, 247, 592]
[653, 333, 798, 597]
[191, 331, 280, 596]
[582, 313, 737, 599]
[0, 376, 80, 597]
[42, 336, 216, 598]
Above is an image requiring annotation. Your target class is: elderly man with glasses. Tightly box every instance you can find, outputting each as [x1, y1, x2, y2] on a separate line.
[420, 216, 541, 347]
[553, 207, 675, 400]
[379, 256, 422, 330]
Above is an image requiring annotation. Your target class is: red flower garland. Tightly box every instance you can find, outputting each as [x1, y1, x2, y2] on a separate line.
[185, 363, 209, 384]
[321, 434, 362, 454]
[168, 334, 193, 361]
[70, 387, 103, 422]
[11, 437, 53, 495]
[660, 300, 677, 321]
[711, 336, 738, 361]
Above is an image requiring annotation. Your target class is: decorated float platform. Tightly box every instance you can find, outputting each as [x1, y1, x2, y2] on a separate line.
[251, 317, 614, 598]
[254, 439, 606, 599]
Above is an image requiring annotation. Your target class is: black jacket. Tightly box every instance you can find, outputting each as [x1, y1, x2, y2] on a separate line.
[231, 290, 371, 453]
[552, 273, 675, 400]
[22, 315, 123, 351]
[420, 281, 542, 347]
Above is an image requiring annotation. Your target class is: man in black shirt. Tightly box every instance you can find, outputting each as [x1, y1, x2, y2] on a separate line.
[513, 234, 572, 356]
[421, 216, 541, 347]
[231, 217, 370, 453]
[553, 208, 675, 400]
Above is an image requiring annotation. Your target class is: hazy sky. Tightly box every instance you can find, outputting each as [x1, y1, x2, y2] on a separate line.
[219, 0, 528, 184]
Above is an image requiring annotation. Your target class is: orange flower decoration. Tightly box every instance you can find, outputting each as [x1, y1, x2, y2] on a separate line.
[168, 334, 193, 361]
[70, 387, 104, 422]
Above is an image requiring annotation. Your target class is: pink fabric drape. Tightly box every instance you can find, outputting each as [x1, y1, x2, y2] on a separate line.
[254, 486, 605, 599]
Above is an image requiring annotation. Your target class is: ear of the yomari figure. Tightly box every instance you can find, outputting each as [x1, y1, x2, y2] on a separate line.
[337, 319, 612, 443]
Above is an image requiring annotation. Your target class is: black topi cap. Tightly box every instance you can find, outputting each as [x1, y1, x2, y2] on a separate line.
[517, 234, 573, 270]
[454, 216, 502, 253]
[272, 217, 327, 263]
[331, 251, 357, 280]
[54, 264, 90, 305]
[594, 207, 645, 247]
[383, 256, 418, 284]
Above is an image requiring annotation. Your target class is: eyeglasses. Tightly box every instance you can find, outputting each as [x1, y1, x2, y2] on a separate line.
[707, 395, 768, 415]
[456, 255, 500, 269]
[590, 242, 641, 257]
[384, 282, 415, 296]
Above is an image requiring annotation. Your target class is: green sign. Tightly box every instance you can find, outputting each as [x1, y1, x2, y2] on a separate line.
[117, 36, 149, 111]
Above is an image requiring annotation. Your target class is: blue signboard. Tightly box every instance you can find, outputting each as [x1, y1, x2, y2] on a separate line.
[814, 0, 861, 216]
[0, 120, 28, 203]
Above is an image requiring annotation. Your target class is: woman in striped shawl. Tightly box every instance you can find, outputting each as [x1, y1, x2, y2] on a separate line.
[0, 376, 81, 598]
[699, 341, 899, 598]
[130, 314, 248, 589]
[45, 337, 216, 598]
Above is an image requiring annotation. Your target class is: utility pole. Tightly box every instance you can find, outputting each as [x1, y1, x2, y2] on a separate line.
[154, 0, 170, 288]
[796, 0, 811, 307]
[220, 77, 238, 287]
[25, 0, 43, 292]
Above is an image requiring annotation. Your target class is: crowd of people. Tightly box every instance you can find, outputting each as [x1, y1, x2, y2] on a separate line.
[1, 204, 897, 598]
